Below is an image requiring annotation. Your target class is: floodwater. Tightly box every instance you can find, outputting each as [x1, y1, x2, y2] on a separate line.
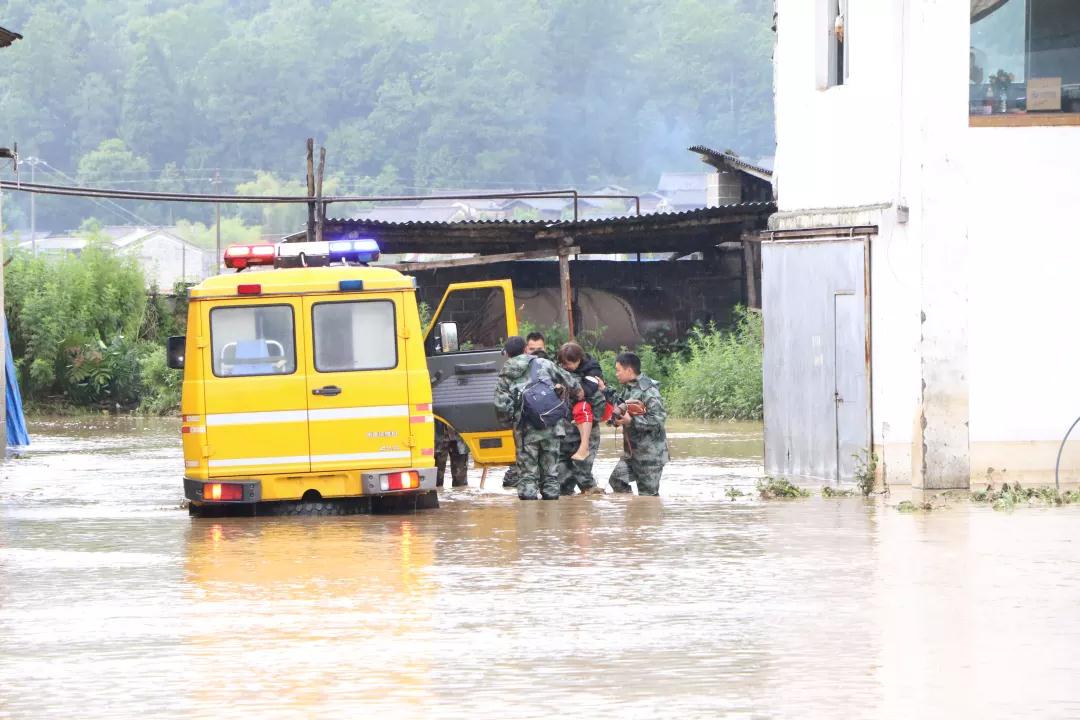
[2, 418, 1079, 720]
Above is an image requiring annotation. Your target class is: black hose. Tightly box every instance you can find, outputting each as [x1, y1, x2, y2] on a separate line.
[1054, 414, 1080, 491]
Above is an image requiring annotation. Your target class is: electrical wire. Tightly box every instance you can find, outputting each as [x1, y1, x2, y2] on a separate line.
[1054, 414, 1080, 492]
[0, 179, 587, 206]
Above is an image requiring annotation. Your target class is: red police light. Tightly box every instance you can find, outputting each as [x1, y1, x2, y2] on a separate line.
[224, 244, 276, 270]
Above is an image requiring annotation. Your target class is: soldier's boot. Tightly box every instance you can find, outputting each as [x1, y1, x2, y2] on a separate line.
[502, 466, 520, 488]
[559, 480, 578, 497]
[580, 485, 605, 495]
[449, 453, 469, 487]
[517, 478, 540, 500]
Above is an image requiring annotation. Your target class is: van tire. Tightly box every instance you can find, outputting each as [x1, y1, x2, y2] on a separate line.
[372, 490, 439, 513]
[265, 499, 366, 516]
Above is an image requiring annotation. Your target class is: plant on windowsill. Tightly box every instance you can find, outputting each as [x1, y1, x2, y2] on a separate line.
[988, 69, 1015, 114]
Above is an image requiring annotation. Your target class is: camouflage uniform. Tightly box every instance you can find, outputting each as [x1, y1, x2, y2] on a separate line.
[557, 377, 606, 495]
[501, 429, 522, 488]
[494, 354, 578, 500]
[434, 421, 469, 487]
[608, 373, 669, 496]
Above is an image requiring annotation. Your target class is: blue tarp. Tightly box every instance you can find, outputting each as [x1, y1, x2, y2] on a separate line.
[5, 315, 29, 448]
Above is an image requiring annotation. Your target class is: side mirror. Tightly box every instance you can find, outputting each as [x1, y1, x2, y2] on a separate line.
[166, 336, 186, 369]
[438, 322, 459, 353]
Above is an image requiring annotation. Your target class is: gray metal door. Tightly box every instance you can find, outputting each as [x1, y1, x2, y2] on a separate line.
[833, 292, 868, 482]
[762, 238, 869, 484]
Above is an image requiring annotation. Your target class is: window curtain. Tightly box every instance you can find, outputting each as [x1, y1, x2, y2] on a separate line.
[972, 0, 1012, 23]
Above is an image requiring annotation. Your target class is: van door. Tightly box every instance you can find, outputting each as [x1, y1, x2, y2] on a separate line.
[424, 280, 518, 465]
[202, 298, 310, 477]
[302, 293, 412, 472]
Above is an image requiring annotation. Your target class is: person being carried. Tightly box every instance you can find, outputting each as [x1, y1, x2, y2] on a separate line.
[556, 342, 610, 496]
[608, 351, 669, 496]
[494, 336, 578, 501]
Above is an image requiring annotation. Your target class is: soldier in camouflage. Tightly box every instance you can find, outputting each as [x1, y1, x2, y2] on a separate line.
[501, 334, 548, 489]
[494, 336, 578, 500]
[608, 351, 669, 496]
[434, 420, 469, 487]
[556, 342, 607, 495]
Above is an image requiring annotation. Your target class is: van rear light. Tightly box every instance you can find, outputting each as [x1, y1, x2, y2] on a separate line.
[237, 284, 262, 295]
[205, 483, 244, 501]
[380, 471, 420, 491]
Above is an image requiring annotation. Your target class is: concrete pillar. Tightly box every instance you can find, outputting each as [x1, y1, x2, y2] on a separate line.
[904, 0, 970, 489]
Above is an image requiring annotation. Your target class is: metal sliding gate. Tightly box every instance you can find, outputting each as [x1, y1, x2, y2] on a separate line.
[761, 232, 871, 484]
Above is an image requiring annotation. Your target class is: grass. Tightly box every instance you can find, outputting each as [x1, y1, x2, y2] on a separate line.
[822, 486, 855, 498]
[756, 477, 810, 499]
[971, 482, 1080, 511]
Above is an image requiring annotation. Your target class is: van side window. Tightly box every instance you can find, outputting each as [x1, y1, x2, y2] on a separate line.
[312, 300, 397, 372]
[210, 305, 297, 377]
[428, 286, 508, 352]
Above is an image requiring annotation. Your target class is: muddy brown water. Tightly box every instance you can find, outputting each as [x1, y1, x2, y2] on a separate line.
[1, 417, 1079, 719]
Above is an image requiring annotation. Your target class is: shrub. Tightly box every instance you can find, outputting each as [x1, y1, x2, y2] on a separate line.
[138, 345, 182, 415]
[6, 240, 147, 401]
[666, 307, 763, 420]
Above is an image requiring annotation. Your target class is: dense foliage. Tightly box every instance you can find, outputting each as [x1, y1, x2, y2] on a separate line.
[521, 306, 763, 421]
[0, 0, 775, 232]
[4, 231, 182, 412]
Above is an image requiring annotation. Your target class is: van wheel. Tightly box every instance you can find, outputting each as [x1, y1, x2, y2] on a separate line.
[266, 500, 366, 516]
[372, 490, 439, 514]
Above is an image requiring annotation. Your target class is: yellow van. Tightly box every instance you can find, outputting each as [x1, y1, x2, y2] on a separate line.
[167, 239, 518, 516]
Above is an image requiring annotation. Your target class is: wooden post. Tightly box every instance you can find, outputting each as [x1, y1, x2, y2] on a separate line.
[558, 244, 575, 339]
[742, 233, 759, 309]
[314, 146, 326, 244]
[305, 139, 315, 243]
[480, 466, 489, 489]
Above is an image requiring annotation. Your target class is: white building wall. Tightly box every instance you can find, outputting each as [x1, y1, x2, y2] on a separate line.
[772, 0, 1080, 487]
[967, 128, 1080, 484]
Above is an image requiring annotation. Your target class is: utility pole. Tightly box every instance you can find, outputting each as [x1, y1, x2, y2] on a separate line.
[305, 139, 315, 243]
[213, 171, 222, 274]
[315, 146, 326, 244]
[25, 156, 39, 256]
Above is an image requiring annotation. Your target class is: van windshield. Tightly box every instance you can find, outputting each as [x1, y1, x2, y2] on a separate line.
[210, 305, 297, 377]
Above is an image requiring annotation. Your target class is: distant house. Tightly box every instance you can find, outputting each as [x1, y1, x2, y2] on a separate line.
[17, 226, 211, 291]
[655, 172, 712, 211]
[499, 197, 571, 222]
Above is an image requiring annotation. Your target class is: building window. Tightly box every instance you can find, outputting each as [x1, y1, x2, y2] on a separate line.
[823, 0, 848, 88]
[970, 0, 1080, 124]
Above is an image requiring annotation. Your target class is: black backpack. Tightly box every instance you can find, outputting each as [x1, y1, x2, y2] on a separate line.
[520, 357, 568, 430]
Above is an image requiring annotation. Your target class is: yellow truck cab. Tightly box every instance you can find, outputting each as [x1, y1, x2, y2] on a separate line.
[167, 238, 517, 516]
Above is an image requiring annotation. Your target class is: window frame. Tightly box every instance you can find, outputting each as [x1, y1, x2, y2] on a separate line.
[969, 0, 1080, 126]
[310, 298, 399, 374]
[209, 303, 298, 379]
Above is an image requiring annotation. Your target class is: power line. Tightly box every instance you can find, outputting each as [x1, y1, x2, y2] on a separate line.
[0, 179, 586, 206]
[28, 160, 156, 227]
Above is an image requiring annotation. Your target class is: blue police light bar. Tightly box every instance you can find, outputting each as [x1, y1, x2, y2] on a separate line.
[274, 238, 380, 268]
[329, 238, 380, 264]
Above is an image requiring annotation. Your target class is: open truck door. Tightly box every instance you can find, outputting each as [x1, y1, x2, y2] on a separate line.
[424, 281, 517, 466]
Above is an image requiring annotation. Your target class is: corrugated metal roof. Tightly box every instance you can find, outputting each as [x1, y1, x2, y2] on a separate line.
[0, 26, 22, 48]
[307, 202, 770, 231]
[689, 145, 774, 180]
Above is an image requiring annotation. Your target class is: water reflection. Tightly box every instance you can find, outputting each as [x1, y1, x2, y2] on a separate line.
[1, 417, 1079, 718]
